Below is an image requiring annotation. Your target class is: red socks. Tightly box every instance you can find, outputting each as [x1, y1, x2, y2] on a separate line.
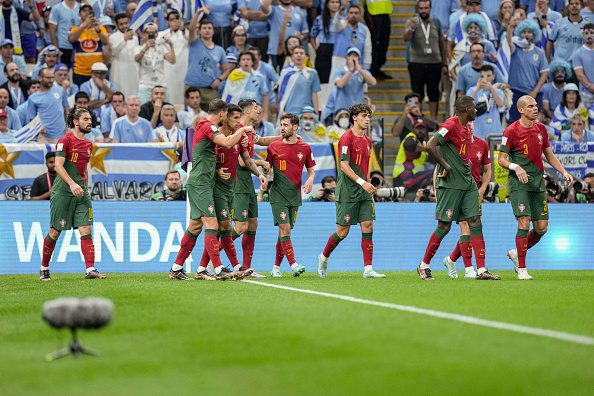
[459, 237, 473, 268]
[361, 232, 373, 266]
[241, 231, 256, 269]
[449, 241, 461, 262]
[220, 230, 239, 267]
[516, 229, 528, 268]
[469, 225, 486, 269]
[527, 230, 544, 249]
[204, 230, 223, 268]
[80, 234, 95, 269]
[274, 238, 284, 266]
[323, 232, 343, 258]
[422, 227, 448, 264]
[279, 236, 296, 265]
[41, 234, 58, 267]
[174, 230, 198, 266]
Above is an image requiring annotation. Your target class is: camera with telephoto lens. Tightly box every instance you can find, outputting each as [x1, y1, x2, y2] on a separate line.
[418, 186, 433, 202]
[375, 187, 406, 200]
[321, 188, 336, 202]
[483, 182, 499, 202]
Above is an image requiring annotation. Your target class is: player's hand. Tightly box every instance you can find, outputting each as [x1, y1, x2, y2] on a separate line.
[258, 174, 267, 189]
[260, 161, 271, 173]
[303, 178, 313, 195]
[362, 181, 376, 195]
[478, 188, 486, 202]
[240, 125, 255, 134]
[514, 166, 529, 184]
[217, 167, 231, 180]
[563, 171, 574, 184]
[437, 166, 450, 179]
[70, 183, 84, 197]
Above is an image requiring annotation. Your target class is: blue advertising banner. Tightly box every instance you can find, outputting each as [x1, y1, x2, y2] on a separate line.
[1, 202, 591, 274]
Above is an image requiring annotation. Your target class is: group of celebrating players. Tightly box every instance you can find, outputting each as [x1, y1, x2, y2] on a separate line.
[37, 94, 574, 282]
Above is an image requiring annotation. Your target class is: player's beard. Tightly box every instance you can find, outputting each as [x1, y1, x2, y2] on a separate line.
[79, 124, 93, 134]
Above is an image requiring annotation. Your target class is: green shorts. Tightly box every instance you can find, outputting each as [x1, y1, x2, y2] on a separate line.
[336, 199, 375, 226]
[435, 187, 480, 222]
[510, 189, 549, 220]
[188, 186, 216, 220]
[213, 192, 233, 222]
[233, 192, 258, 222]
[271, 203, 299, 228]
[50, 191, 93, 230]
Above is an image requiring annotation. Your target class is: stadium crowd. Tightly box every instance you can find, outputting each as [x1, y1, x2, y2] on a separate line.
[0, 0, 592, 203]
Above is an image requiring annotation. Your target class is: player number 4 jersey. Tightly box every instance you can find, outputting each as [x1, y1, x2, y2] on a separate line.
[53, 132, 93, 195]
[434, 117, 475, 191]
[336, 130, 373, 202]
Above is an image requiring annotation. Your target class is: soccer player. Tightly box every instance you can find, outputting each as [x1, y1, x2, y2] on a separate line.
[417, 95, 500, 281]
[194, 104, 267, 280]
[498, 95, 573, 280]
[267, 113, 316, 277]
[168, 99, 252, 280]
[317, 103, 385, 279]
[232, 99, 280, 278]
[39, 108, 105, 281]
[442, 134, 492, 279]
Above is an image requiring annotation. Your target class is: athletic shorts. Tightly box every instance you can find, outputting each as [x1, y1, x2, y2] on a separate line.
[188, 186, 216, 220]
[271, 203, 299, 229]
[233, 192, 258, 222]
[510, 190, 549, 220]
[335, 199, 375, 226]
[214, 192, 234, 222]
[435, 187, 480, 222]
[50, 191, 93, 230]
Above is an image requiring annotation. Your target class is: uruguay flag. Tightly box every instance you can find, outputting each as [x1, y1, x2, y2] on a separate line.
[129, 0, 157, 32]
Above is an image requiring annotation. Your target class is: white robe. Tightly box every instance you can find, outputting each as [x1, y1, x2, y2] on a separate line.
[158, 28, 188, 105]
[109, 30, 140, 98]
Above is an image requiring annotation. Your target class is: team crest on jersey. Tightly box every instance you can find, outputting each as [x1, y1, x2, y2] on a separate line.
[242, 209, 248, 218]
[280, 211, 287, 220]
[476, 151, 482, 161]
[221, 209, 228, 218]
[533, 53, 539, 62]
[518, 203, 526, 213]
[208, 205, 215, 214]
[297, 152, 304, 162]
[344, 214, 351, 223]
[446, 209, 453, 219]
[59, 219, 66, 227]
[537, 133, 543, 145]
[53, 92, 60, 99]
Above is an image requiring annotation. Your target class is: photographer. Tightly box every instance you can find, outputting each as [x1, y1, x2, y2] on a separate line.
[369, 170, 407, 202]
[392, 121, 434, 192]
[309, 175, 336, 202]
[150, 170, 186, 201]
[390, 93, 438, 142]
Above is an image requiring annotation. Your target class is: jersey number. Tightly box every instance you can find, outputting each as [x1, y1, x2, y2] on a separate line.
[71, 152, 78, 163]
[354, 153, 362, 165]
[217, 152, 225, 164]
[279, 159, 287, 171]
[523, 144, 529, 155]
[459, 143, 466, 156]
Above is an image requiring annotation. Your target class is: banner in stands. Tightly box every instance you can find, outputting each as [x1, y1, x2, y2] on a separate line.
[1, 202, 591, 274]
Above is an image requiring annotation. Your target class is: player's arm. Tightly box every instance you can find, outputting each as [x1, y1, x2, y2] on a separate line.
[240, 151, 267, 187]
[339, 160, 376, 195]
[303, 166, 315, 194]
[425, 134, 451, 178]
[543, 146, 573, 184]
[255, 135, 281, 146]
[54, 155, 84, 197]
[497, 151, 529, 184]
[213, 126, 254, 148]
[478, 163, 492, 200]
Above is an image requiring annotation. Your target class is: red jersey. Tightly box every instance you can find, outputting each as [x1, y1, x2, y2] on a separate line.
[215, 135, 249, 182]
[434, 116, 474, 190]
[469, 136, 491, 187]
[336, 129, 372, 202]
[55, 132, 92, 181]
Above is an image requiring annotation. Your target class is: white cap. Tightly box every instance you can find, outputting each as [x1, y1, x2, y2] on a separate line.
[91, 62, 108, 72]
[564, 83, 579, 92]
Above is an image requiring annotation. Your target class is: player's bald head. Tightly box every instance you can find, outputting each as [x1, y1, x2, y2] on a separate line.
[516, 95, 536, 111]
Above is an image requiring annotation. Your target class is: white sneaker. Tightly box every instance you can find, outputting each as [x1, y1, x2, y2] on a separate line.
[517, 268, 533, 280]
[271, 267, 282, 277]
[206, 261, 216, 277]
[250, 271, 266, 279]
[464, 267, 477, 279]
[317, 254, 328, 278]
[507, 249, 519, 273]
[363, 270, 386, 278]
[443, 256, 458, 279]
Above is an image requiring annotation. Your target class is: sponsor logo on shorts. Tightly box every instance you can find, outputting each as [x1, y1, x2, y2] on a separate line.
[59, 218, 66, 227]
[446, 209, 453, 219]
[208, 205, 215, 214]
[242, 209, 248, 218]
[344, 214, 350, 223]
[280, 211, 287, 220]
[221, 209, 228, 218]
[519, 203, 526, 213]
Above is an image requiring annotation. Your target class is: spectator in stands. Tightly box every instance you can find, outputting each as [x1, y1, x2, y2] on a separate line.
[277, 46, 321, 117]
[80, 62, 116, 113]
[91, 0, 117, 18]
[39, 6, 52, 49]
[110, 96, 156, 143]
[367, 0, 392, 80]
[17, 79, 38, 125]
[254, 102, 276, 137]
[0, 108, 16, 142]
[261, 0, 308, 69]
[572, 23, 594, 108]
[53, 63, 78, 97]
[154, 104, 184, 145]
[329, 47, 376, 115]
[31, 44, 59, 80]
[226, 25, 252, 59]
[522, 0, 567, 14]
[325, 108, 350, 141]
[450, 14, 497, 72]
[109, 13, 139, 98]
[0, 87, 20, 129]
[27, 68, 69, 143]
[67, 4, 109, 86]
[135, 23, 176, 104]
[551, 83, 589, 134]
[0, 0, 40, 55]
[297, 105, 327, 142]
[310, 0, 343, 86]
[17, 0, 41, 63]
[506, 19, 549, 123]
[541, 59, 571, 120]
[151, 170, 186, 201]
[467, 64, 505, 139]
[331, 5, 371, 80]
[125, 1, 137, 20]
[0, 39, 25, 86]
[203, 0, 235, 48]
[222, 50, 269, 120]
[250, 46, 278, 113]
[178, 87, 207, 131]
[309, 175, 336, 202]
[561, 114, 594, 142]
[404, 0, 447, 120]
[582, 0, 594, 22]
[494, 0, 515, 38]
[391, 92, 438, 142]
[528, 0, 562, 25]
[159, 9, 188, 105]
[140, 85, 174, 129]
[546, 0, 585, 63]
[282, 35, 313, 69]
[48, 0, 81, 67]
[392, 120, 433, 191]
[71, 91, 100, 132]
[449, 0, 497, 49]
[2, 62, 27, 110]
[454, 42, 503, 98]
[238, 0, 269, 61]
[100, 91, 125, 137]
[185, 17, 229, 111]
[430, 0, 457, 34]
[30, 152, 56, 200]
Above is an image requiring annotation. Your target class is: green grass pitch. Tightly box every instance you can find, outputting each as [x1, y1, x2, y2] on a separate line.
[1, 271, 593, 395]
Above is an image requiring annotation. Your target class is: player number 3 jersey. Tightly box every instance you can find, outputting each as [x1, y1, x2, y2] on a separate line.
[336, 130, 373, 202]
[53, 132, 93, 195]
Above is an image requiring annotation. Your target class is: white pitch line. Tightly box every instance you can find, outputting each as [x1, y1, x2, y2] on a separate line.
[243, 280, 594, 346]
